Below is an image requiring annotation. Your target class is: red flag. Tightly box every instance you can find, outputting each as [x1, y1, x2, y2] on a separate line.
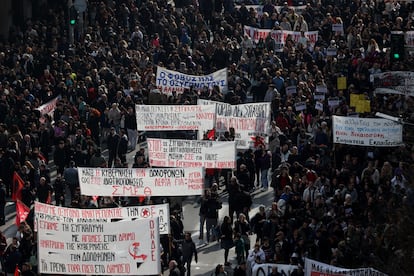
[207, 129, 215, 140]
[12, 172, 25, 201]
[14, 265, 20, 276]
[15, 200, 30, 227]
[251, 136, 265, 148]
[46, 192, 52, 204]
[38, 152, 48, 164]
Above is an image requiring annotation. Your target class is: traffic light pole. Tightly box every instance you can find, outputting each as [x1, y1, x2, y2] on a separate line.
[68, 2, 75, 45]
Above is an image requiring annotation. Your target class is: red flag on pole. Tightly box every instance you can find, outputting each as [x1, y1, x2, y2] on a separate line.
[207, 129, 215, 140]
[12, 172, 25, 201]
[15, 200, 30, 227]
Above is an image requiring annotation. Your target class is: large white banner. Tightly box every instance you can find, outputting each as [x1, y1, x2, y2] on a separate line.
[78, 167, 204, 197]
[148, 138, 236, 168]
[251, 263, 298, 276]
[135, 104, 215, 131]
[198, 99, 272, 149]
[243, 26, 318, 50]
[155, 66, 227, 94]
[333, 116, 403, 147]
[38, 218, 160, 275]
[35, 201, 170, 234]
[304, 258, 388, 276]
[371, 71, 414, 96]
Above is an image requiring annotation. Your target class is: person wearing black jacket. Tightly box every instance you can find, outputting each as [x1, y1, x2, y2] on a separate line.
[124, 106, 138, 152]
[204, 190, 222, 243]
[180, 232, 198, 276]
[106, 127, 120, 168]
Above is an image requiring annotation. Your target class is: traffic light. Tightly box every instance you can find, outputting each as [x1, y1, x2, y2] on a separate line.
[390, 32, 405, 62]
[69, 5, 78, 26]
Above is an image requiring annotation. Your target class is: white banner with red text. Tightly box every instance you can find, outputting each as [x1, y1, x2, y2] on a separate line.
[305, 258, 388, 276]
[135, 104, 215, 131]
[332, 116, 403, 147]
[78, 167, 204, 197]
[38, 217, 160, 275]
[198, 99, 272, 149]
[34, 201, 170, 235]
[243, 26, 318, 50]
[155, 66, 227, 94]
[148, 138, 236, 168]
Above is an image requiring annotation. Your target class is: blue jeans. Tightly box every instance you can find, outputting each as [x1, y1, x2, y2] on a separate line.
[261, 169, 269, 189]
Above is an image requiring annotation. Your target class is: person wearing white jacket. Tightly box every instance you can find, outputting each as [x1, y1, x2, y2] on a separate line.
[247, 243, 266, 271]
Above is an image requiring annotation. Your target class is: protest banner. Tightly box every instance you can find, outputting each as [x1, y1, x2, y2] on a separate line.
[328, 97, 340, 107]
[155, 66, 227, 94]
[337, 76, 347, 90]
[371, 71, 414, 96]
[38, 218, 160, 275]
[78, 167, 204, 197]
[332, 23, 344, 34]
[35, 201, 171, 234]
[315, 101, 324, 111]
[148, 138, 236, 168]
[197, 99, 272, 149]
[243, 26, 318, 49]
[36, 96, 61, 123]
[285, 85, 297, 95]
[350, 93, 364, 107]
[355, 99, 371, 113]
[314, 93, 325, 101]
[315, 85, 328, 93]
[251, 263, 298, 276]
[406, 31, 414, 47]
[304, 258, 388, 276]
[332, 116, 403, 147]
[295, 101, 306, 111]
[135, 104, 215, 131]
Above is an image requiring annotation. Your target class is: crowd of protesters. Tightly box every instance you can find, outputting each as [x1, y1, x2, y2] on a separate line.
[0, 0, 412, 275]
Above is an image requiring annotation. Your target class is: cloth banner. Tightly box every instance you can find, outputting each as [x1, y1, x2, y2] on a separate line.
[251, 263, 298, 276]
[155, 66, 227, 94]
[371, 71, 414, 96]
[405, 31, 414, 47]
[304, 258, 388, 276]
[34, 201, 170, 234]
[36, 95, 61, 123]
[198, 99, 272, 149]
[332, 116, 403, 147]
[78, 167, 204, 197]
[243, 26, 318, 50]
[38, 217, 160, 275]
[135, 104, 215, 131]
[148, 138, 236, 168]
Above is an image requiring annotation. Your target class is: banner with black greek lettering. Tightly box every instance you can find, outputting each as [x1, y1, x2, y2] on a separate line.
[198, 99, 272, 149]
[251, 263, 298, 276]
[333, 116, 403, 147]
[35, 201, 170, 235]
[243, 26, 318, 50]
[371, 71, 414, 96]
[135, 104, 215, 131]
[148, 138, 236, 168]
[304, 258, 388, 276]
[38, 218, 160, 275]
[78, 167, 204, 197]
[155, 66, 227, 94]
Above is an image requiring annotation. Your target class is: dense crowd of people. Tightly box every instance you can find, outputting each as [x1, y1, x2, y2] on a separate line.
[0, 0, 413, 275]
